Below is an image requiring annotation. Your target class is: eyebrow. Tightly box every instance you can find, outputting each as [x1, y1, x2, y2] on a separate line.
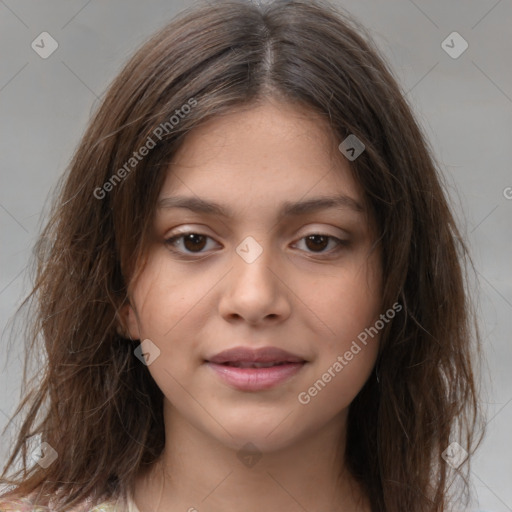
[157, 194, 364, 219]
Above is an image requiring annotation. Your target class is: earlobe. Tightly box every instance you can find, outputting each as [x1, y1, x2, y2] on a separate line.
[118, 302, 140, 340]
[116, 324, 129, 339]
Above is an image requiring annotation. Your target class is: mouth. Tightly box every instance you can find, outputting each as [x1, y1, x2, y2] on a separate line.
[205, 346, 307, 391]
[206, 345, 306, 365]
[218, 361, 297, 368]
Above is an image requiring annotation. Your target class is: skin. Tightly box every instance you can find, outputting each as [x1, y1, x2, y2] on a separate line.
[124, 98, 382, 512]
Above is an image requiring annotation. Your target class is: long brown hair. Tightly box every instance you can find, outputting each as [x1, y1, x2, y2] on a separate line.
[0, 0, 485, 510]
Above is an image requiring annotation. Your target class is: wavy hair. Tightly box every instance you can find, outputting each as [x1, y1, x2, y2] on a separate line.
[0, 0, 485, 510]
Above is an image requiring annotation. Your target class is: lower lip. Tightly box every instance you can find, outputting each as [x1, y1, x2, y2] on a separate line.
[206, 362, 305, 391]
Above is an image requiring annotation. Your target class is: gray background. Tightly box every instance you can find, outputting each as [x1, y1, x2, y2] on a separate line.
[0, 0, 511, 510]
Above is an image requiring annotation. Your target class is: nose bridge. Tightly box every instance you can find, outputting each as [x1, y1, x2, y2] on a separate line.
[232, 234, 276, 288]
[218, 234, 290, 323]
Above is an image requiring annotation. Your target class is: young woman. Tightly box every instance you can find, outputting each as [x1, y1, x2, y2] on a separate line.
[0, 0, 486, 510]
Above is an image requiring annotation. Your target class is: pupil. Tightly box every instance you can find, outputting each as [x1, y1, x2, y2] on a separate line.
[306, 235, 328, 252]
[184, 234, 206, 252]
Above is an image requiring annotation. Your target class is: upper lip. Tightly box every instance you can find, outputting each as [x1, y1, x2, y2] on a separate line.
[207, 346, 306, 364]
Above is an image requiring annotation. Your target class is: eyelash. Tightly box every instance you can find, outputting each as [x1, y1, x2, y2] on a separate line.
[164, 231, 349, 259]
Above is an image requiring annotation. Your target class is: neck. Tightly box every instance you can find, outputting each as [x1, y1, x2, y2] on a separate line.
[133, 401, 369, 512]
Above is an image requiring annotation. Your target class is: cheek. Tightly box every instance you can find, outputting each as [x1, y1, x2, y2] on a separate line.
[300, 255, 382, 347]
[297, 281, 382, 414]
[295, 255, 381, 403]
[127, 254, 218, 388]
[129, 267, 202, 394]
[296, 344, 378, 425]
[129, 255, 208, 337]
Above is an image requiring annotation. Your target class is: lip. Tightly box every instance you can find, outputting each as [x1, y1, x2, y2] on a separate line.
[207, 346, 305, 365]
[205, 346, 307, 392]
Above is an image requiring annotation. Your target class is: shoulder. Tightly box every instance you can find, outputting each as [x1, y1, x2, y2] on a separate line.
[88, 504, 118, 512]
[88, 503, 119, 512]
[0, 485, 133, 512]
[0, 496, 117, 512]
[0, 496, 48, 511]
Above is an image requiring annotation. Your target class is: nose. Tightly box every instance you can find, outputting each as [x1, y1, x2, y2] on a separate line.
[218, 240, 292, 326]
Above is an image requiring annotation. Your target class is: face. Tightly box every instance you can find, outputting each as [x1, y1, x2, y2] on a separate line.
[124, 99, 382, 453]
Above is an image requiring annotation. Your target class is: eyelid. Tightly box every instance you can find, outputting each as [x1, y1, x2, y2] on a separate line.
[168, 225, 215, 236]
[295, 223, 350, 239]
[166, 223, 348, 240]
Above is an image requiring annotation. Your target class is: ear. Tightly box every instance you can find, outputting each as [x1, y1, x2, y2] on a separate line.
[118, 301, 141, 340]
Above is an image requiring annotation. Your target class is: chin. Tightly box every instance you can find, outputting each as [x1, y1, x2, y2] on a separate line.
[202, 410, 306, 454]
[220, 429, 301, 455]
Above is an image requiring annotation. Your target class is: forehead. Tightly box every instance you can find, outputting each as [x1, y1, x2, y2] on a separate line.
[169, 99, 342, 171]
[158, 99, 365, 218]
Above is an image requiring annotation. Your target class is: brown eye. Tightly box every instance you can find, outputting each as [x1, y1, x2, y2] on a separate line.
[165, 232, 216, 255]
[182, 233, 207, 252]
[164, 231, 347, 259]
[304, 234, 329, 252]
[294, 233, 348, 256]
